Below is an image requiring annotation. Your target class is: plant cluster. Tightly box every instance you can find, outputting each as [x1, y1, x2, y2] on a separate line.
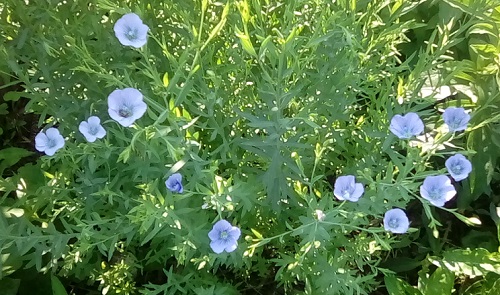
[1, 1, 500, 295]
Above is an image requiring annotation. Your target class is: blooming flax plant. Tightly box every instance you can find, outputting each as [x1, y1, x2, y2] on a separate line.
[208, 220, 241, 254]
[165, 173, 183, 193]
[333, 175, 364, 202]
[445, 154, 472, 182]
[389, 112, 424, 139]
[79, 116, 106, 142]
[107, 88, 147, 127]
[420, 175, 457, 207]
[113, 13, 149, 48]
[443, 107, 470, 132]
[383, 208, 410, 234]
[35, 127, 65, 156]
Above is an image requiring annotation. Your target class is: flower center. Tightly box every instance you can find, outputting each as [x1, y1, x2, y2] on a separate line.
[341, 189, 351, 199]
[219, 231, 228, 240]
[119, 107, 132, 118]
[388, 218, 399, 229]
[126, 28, 137, 40]
[89, 126, 99, 135]
[429, 188, 441, 200]
[452, 164, 463, 175]
[402, 125, 412, 137]
[47, 138, 57, 149]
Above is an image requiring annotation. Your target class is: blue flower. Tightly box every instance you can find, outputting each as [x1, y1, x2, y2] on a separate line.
[113, 13, 149, 48]
[35, 128, 65, 156]
[79, 116, 106, 142]
[443, 107, 470, 132]
[420, 175, 456, 207]
[383, 208, 410, 234]
[445, 154, 472, 182]
[108, 88, 147, 127]
[165, 173, 183, 193]
[208, 219, 241, 254]
[389, 112, 424, 139]
[333, 175, 364, 202]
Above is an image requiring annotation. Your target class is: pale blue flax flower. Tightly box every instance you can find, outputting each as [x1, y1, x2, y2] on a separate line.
[420, 175, 456, 207]
[79, 116, 106, 142]
[165, 173, 183, 193]
[333, 175, 364, 202]
[445, 154, 472, 182]
[35, 127, 65, 156]
[114, 13, 149, 48]
[389, 112, 424, 139]
[208, 219, 241, 254]
[108, 88, 147, 127]
[443, 107, 470, 132]
[383, 208, 409, 234]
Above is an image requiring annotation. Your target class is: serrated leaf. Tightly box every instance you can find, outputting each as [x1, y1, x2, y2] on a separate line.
[117, 147, 131, 163]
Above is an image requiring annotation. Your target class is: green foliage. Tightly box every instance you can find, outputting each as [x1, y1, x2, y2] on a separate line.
[0, 0, 499, 294]
[386, 248, 500, 295]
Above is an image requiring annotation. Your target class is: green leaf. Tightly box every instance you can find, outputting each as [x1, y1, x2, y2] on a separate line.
[0, 103, 8, 115]
[468, 23, 497, 37]
[430, 248, 500, 278]
[0, 277, 20, 295]
[202, 1, 229, 51]
[419, 265, 455, 295]
[251, 228, 263, 239]
[3, 91, 22, 102]
[162, 72, 169, 87]
[385, 274, 422, 295]
[0, 147, 34, 175]
[235, 26, 257, 57]
[51, 275, 68, 295]
[117, 146, 131, 163]
[486, 276, 500, 295]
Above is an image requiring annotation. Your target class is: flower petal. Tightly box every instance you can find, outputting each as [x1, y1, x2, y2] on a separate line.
[35, 132, 49, 152]
[117, 116, 136, 127]
[210, 240, 226, 254]
[88, 116, 101, 125]
[131, 100, 147, 120]
[208, 228, 220, 241]
[122, 87, 143, 101]
[45, 127, 61, 138]
[228, 226, 241, 240]
[95, 125, 107, 139]
[213, 220, 232, 232]
[108, 89, 124, 110]
[350, 183, 364, 201]
[44, 147, 57, 156]
[224, 242, 238, 253]
[389, 115, 406, 138]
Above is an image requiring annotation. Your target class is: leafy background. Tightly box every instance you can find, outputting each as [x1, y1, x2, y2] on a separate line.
[1, 0, 500, 294]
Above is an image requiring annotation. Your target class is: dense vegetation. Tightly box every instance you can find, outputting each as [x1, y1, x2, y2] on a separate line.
[1, 0, 500, 294]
